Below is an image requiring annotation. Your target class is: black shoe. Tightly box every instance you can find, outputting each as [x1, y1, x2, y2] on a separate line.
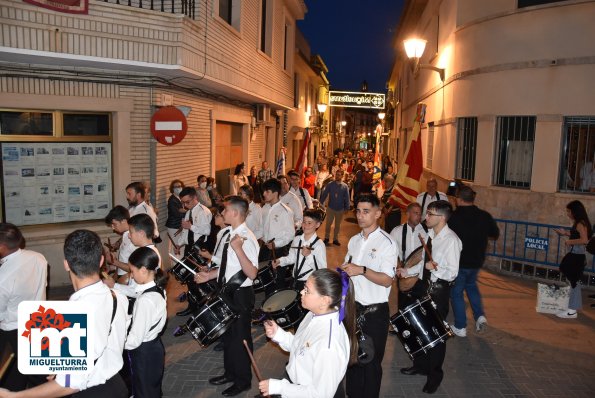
[324, 238, 330, 246]
[213, 341, 224, 351]
[176, 306, 195, 317]
[333, 240, 341, 246]
[173, 326, 187, 337]
[222, 384, 251, 396]
[209, 374, 234, 386]
[422, 381, 439, 394]
[400, 366, 424, 376]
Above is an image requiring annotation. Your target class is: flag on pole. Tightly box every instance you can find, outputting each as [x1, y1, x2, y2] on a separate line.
[293, 128, 311, 177]
[388, 103, 426, 210]
[372, 123, 383, 182]
[275, 147, 286, 177]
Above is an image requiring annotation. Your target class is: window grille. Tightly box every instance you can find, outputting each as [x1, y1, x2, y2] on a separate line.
[455, 117, 478, 181]
[493, 116, 536, 188]
[559, 116, 595, 193]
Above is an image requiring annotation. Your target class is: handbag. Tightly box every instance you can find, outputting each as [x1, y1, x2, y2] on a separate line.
[536, 283, 570, 314]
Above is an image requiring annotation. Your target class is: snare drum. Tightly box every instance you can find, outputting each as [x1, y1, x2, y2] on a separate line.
[261, 289, 304, 330]
[169, 258, 198, 285]
[389, 296, 453, 359]
[184, 295, 238, 346]
[187, 280, 217, 307]
[253, 262, 276, 294]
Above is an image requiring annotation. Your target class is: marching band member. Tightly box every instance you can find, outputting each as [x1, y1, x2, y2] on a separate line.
[278, 175, 304, 230]
[125, 247, 168, 398]
[272, 209, 327, 293]
[288, 170, 313, 210]
[104, 206, 137, 284]
[238, 185, 263, 240]
[126, 182, 159, 241]
[259, 178, 295, 262]
[341, 194, 397, 398]
[400, 200, 461, 394]
[193, 196, 259, 397]
[259, 269, 357, 398]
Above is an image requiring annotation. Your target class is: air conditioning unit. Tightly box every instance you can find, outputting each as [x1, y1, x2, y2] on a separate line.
[255, 104, 270, 123]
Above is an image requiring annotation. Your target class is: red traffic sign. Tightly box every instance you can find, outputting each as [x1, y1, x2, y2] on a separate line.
[150, 106, 188, 146]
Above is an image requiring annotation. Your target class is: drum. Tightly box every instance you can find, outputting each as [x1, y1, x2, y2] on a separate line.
[253, 262, 276, 294]
[389, 296, 453, 360]
[187, 280, 217, 307]
[398, 246, 424, 292]
[184, 295, 238, 347]
[169, 258, 198, 285]
[261, 289, 304, 330]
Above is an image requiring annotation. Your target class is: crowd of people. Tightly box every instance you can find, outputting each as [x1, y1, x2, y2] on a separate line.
[0, 148, 592, 398]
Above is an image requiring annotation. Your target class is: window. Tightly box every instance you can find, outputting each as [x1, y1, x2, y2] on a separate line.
[218, 0, 240, 30]
[493, 116, 536, 188]
[0, 111, 53, 136]
[559, 116, 595, 193]
[259, 0, 273, 55]
[426, 122, 434, 170]
[293, 73, 300, 108]
[64, 113, 110, 136]
[284, 22, 291, 71]
[455, 117, 478, 181]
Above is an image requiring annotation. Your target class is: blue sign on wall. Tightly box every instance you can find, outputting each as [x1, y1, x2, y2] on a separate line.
[524, 237, 549, 251]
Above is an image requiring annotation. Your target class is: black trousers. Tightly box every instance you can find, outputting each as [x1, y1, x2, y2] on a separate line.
[409, 280, 451, 389]
[346, 302, 389, 398]
[73, 373, 128, 398]
[0, 329, 46, 391]
[129, 338, 165, 398]
[222, 286, 255, 387]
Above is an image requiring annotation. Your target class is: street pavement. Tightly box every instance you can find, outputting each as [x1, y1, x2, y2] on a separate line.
[160, 215, 595, 398]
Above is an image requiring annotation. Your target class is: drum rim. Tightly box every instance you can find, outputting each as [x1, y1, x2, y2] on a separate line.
[406, 331, 452, 358]
[261, 289, 300, 314]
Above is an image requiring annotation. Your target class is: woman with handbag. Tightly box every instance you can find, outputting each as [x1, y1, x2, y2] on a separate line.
[554, 200, 592, 319]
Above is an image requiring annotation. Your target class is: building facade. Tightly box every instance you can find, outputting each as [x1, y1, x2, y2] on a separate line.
[0, 0, 308, 286]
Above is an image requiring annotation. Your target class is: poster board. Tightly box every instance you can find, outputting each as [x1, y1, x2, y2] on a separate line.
[1, 143, 112, 226]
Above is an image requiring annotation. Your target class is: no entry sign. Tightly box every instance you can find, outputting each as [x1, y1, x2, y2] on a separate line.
[150, 106, 188, 145]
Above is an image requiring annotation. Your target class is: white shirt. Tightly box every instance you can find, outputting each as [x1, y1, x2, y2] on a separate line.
[290, 186, 313, 210]
[315, 171, 330, 189]
[117, 231, 137, 276]
[55, 281, 128, 391]
[0, 249, 47, 331]
[261, 201, 295, 248]
[129, 202, 159, 238]
[210, 227, 232, 267]
[114, 245, 161, 298]
[427, 225, 461, 282]
[269, 311, 349, 398]
[281, 191, 304, 229]
[217, 222, 259, 287]
[345, 227, 397, 306]
[416, 191, 447, 218]
[246, 201, 263, 240]
[125, 281, 167, 350]
[279, 234, 327, 281]
[185, 202, 212, 244]
[390, 223, 428, 278]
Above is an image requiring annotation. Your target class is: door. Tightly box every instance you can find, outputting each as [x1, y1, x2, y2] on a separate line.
[215, 122, 243, 195]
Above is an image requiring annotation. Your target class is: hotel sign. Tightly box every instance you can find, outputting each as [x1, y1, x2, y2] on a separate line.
[329, 91, 385, 109]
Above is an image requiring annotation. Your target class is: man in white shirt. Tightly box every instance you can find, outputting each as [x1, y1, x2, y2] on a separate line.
[341, 194, 397, 398]
[400, 200, 461, 394]
[287, 170, 313, 210]
[0, 224, 47, 391]
[179, 187, 212, 257]
[278, 175, 303, 230]
[0, 230, 129, 397]
[416, 178, 447, 219]
[104, 206, 137, 284]
[126, 182, 159, 241]
[238, 185, 263, 240]
[193, 196, 258, 397]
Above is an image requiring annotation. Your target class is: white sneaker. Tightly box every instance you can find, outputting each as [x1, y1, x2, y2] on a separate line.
[451, 325, 467, 337]
[556, 310, 577, 319]
[476, 316, 488, 332]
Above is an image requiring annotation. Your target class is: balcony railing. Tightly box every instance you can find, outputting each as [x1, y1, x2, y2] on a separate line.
[103, 0, 197, 20]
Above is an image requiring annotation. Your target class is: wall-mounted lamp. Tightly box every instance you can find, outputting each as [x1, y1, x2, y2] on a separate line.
[403, 38, 445, 82]
[341, 120, 347, 127]
[378, 112, 386, 121]
[317, 103, 327, 113]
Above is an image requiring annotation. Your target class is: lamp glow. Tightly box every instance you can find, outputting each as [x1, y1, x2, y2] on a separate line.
[317, 103, 327, 113]
[378, 112, 385, 120]
[404, 38, 427, 59]
[341, 120, 347, 127]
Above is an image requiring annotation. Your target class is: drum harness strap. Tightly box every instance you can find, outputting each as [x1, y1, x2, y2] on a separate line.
[293, 236, 320, 281]
[209, 229, 230, 269]
[127, 285, 166, 336]
[94, 290, 118, 365]
[401, 223, 428, 264]
[216, 234, 249, 296]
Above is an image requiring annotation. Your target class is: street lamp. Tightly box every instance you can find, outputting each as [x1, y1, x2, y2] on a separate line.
[378, 112, 385, 121]
[403, 38, 445, 82]
[317, 103, 327, 113]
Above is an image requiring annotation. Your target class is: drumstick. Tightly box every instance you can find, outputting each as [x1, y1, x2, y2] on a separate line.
[168, 253, 197, 275]
[167, 232, 181, 251]
[418, 234, 434, 263]
[0, 353, 14, 381]
[243, 339, 264, 382]
[173, 227, 183, 237]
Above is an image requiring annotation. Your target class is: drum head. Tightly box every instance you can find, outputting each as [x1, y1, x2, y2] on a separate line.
[262, 289, 298, 313]
[404, 246, 424, 268]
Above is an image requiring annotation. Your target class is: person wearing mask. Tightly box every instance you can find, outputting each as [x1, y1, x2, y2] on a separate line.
[320, 169, 350, 246]
[165, 179, 187, 259]
[206, 177, 224, 208]
[196, 175, 213, 208]
[0, 224, 47, 391]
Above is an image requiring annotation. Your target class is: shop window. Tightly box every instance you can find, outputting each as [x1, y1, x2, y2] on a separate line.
[0, 111, 53, 136]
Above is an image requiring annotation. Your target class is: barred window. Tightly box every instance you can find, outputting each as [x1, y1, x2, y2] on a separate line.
[493, 116, 536, 188]
[455, 117, 478, 181]
[426, 122, 434, 170]
[559, 116, 595, 193]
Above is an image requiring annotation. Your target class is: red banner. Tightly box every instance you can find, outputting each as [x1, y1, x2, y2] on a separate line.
[23, 0, 89, 14]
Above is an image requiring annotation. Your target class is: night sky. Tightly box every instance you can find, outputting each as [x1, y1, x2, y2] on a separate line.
[297, 0, 405, 94]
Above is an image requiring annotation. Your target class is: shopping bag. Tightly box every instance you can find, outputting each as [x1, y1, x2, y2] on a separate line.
[536, 283, 570, 314]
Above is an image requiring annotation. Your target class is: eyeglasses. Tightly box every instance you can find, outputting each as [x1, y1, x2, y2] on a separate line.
[302, 285, 319, 296]
[426, 212, 443, 217]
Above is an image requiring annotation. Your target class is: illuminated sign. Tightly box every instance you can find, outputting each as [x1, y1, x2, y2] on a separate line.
[328, 91, 385, 109]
